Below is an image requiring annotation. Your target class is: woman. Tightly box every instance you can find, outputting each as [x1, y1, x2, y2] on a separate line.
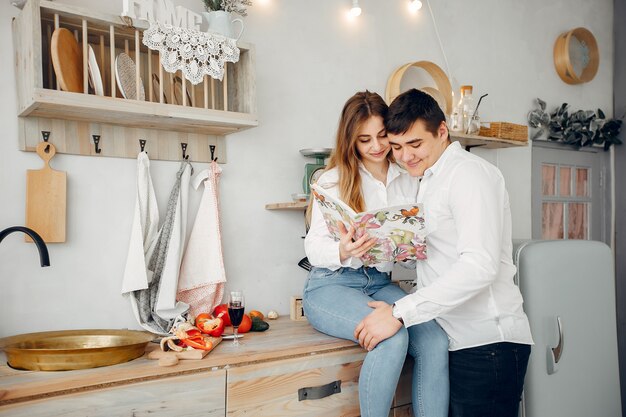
[303, 91, 449, 417]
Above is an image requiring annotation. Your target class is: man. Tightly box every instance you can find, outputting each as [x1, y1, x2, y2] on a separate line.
[354, 88, 533, 417]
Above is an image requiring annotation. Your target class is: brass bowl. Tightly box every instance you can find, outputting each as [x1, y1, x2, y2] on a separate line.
[0, 329, 156, 371]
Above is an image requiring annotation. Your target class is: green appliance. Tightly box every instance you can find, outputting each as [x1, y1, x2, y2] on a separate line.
[300, 148, 332, 195]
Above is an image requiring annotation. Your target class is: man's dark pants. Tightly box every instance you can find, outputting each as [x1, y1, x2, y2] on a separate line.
[448, 342, 531, 417]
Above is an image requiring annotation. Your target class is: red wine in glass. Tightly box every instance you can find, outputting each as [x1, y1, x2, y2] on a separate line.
[229, 304, 245, 327]
[228, 291, 245, 346]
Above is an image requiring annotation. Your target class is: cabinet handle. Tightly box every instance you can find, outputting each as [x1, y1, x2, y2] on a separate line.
[552, 316, 564, 364]
[298, 380, 341, 401]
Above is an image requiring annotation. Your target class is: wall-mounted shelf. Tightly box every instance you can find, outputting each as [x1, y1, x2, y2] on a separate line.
[450, 132, 528, 150]
[265, 201, 308, 211]
[13, 0, 258, 163]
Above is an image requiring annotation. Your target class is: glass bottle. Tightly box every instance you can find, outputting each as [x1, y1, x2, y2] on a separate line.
[449, 104, 463, 132]
[459, 85, 475, 133]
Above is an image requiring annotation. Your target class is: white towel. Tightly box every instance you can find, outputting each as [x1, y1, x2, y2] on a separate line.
[121, 152, 159, 294]
[177, 161, 226, 318]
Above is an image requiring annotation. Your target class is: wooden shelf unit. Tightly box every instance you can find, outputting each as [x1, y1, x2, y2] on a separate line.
[13, 0, 258, 163]
[450, 132, 528, 150]
[265, 201, 309, 210]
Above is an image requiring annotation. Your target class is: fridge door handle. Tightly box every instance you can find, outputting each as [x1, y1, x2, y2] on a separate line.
[547, 316, 563, 375]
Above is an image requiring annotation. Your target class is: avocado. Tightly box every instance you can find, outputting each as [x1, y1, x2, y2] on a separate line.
[251, 316, 270, 332]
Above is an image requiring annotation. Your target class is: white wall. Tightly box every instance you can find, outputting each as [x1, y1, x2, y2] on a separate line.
[0, 0, 613, 337]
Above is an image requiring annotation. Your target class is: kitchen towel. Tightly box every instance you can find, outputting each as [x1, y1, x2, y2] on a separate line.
[135, 160, 193, 334]
[121, 152, 159, 294]
[121, 152, 165, 333]
[177, 161, 226, 318]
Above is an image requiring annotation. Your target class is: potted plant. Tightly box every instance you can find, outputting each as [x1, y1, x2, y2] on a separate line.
[528, 98, 623, 151]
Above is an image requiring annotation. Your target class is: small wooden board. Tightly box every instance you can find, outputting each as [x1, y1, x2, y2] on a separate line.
[148, 337, 222, 367]
[25, 142, 67, 243]
[51, 28, 83, 93]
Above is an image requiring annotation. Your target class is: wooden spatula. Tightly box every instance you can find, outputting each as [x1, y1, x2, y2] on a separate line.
[25, 142, 67, 243]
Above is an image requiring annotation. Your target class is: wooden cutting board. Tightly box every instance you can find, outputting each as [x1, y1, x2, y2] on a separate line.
[147, 337, 222, 367]
[25, 142, 67, 243]
[51, 27, 83, 93]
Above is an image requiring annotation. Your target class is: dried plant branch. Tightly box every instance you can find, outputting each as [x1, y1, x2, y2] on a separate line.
[202, 0, 252, 16]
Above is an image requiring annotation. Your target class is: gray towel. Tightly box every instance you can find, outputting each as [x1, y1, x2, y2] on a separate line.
[134, 161, 192, 333]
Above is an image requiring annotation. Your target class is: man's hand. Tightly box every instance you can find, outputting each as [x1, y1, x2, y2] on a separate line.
[337, 222, 377, 262]
[354, 301, 402, 351]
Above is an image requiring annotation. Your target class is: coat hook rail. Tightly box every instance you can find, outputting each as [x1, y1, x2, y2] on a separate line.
[41, 131, 51, 153]
[92, 135, 102, 154]
[181, 142, 189, 160]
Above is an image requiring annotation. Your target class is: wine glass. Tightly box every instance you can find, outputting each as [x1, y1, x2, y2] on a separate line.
[228, 290, 245, 347]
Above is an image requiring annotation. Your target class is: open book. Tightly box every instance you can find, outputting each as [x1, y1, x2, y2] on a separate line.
[311, 183, 427, 266]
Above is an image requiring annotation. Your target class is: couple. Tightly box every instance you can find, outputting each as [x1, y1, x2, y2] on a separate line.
[303, 89, 534, 417]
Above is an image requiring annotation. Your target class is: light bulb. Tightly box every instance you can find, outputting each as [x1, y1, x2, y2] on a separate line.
[350, 0, 362, 17]
[408, 0, 423, 13]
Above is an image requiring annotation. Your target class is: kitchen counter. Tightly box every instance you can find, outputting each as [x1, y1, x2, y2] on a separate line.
[0, 318, 361, 407]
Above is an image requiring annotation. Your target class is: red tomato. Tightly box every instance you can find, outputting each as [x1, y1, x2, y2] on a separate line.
[213, 304, 231, 326]
[237, 314, 252, 333]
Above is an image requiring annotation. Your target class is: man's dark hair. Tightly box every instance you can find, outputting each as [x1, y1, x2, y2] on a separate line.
[385, 88, 447, 137]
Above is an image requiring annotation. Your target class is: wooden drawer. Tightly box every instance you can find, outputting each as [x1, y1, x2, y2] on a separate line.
[227, 350, 365, 417]
[0, 370, 225, 417]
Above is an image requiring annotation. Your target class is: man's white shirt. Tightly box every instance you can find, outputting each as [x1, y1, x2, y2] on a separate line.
[393, 141, 534, 351]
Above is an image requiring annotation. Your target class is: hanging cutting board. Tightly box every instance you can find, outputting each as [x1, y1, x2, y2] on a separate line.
[25, 142, 67, 243]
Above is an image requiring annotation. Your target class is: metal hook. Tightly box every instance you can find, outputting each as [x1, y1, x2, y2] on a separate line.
[41, 131, 51, 153]
[139, 139, 146, 153]
[92, 135, 102, 154]
[209, 144, 217, 162]
[181, 142, 189, 160]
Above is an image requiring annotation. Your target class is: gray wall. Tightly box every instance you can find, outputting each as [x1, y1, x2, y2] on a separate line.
[614, 0, 626, 413]
[0, 0, 614, 337]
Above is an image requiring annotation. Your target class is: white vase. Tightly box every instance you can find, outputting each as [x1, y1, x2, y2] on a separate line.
[202, 11, 244, 40]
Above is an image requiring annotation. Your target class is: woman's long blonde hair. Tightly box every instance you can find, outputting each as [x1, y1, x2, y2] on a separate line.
[306, 91, 390, 226]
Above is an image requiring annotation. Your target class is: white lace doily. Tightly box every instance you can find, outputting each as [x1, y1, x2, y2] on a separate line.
[142, 22, 240, 85]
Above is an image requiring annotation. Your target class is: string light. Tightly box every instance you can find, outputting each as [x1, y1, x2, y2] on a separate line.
[408, 0, 423, 13]
[350, 0, 362, 17]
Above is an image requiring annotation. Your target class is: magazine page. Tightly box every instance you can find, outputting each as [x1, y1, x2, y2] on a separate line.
[311, 184, 427, 265]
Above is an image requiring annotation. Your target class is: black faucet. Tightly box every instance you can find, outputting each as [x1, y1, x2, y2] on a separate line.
[0, 226, 50, 267]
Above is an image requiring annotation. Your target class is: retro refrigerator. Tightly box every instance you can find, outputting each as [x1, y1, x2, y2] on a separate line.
[514, 240, 621, 417]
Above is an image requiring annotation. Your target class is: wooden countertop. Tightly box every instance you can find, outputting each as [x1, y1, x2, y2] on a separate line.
[0, 318, 363, 406]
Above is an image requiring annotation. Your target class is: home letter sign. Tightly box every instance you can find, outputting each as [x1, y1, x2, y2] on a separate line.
[122, 0, 202, 31]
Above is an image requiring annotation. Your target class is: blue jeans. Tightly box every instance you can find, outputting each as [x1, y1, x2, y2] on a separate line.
[448, 342, 531, 417]
[303, 266, 449, 417]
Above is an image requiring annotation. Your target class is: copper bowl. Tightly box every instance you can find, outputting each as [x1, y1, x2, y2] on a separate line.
[0, 329, 156, 371]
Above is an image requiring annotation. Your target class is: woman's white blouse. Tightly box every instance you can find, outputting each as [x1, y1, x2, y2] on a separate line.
[304, 163, 419, 273]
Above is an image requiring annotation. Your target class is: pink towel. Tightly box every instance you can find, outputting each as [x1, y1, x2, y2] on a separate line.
[177, 161, 226, 318]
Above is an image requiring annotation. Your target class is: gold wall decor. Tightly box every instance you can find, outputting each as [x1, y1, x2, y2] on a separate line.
[385, 61, 452, 114]
[553, 27, 599, 85]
